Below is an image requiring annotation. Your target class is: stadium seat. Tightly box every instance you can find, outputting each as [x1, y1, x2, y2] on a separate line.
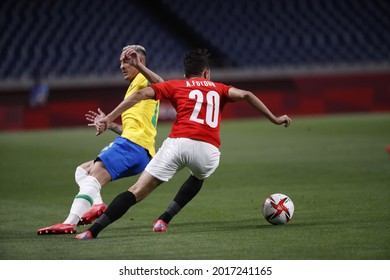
[0, 0, 388, 80]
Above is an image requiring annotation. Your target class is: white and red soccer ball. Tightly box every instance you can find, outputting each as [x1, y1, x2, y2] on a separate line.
[262, 193, 294, 225]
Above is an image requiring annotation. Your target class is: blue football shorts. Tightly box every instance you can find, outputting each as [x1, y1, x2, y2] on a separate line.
[96, 136, 151, 181]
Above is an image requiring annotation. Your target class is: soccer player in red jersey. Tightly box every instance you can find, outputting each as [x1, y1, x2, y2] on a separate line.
[76, 49, 291, 239]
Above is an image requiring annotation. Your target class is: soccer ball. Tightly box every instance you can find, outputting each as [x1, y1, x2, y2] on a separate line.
[262, 193, 294, 225]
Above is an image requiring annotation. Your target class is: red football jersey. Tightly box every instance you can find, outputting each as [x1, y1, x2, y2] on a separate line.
[150, 78, 233, 148]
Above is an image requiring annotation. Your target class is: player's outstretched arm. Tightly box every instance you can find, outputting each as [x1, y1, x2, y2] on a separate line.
[96, 87, 156, 135]
[228, 87, 292, 127]
[124, 49, 164, 84]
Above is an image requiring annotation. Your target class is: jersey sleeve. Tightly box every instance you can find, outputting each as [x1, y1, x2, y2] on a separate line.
[219, 83, 234, 103]
[150, 81, 174, 100]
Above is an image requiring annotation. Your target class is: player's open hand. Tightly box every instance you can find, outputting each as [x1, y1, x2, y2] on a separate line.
[86, 108, 108, 135]
[86, 108, 106, 126]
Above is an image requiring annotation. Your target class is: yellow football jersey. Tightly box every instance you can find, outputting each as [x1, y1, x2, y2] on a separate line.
[121, 73, 159, 157]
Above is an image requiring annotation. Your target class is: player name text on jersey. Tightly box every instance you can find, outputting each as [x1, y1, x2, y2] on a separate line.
[186, 80, 216, 87]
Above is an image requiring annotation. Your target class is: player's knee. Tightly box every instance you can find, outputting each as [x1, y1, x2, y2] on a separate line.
[80, 161, 94, 172]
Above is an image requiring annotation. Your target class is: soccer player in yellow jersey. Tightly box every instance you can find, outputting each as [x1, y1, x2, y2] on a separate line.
[38, 45, 162, 234]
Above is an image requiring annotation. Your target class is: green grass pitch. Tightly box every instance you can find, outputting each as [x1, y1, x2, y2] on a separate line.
[0, 113, 389, 260]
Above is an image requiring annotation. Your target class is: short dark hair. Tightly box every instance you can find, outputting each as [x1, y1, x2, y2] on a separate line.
[183, 49, 210, 78]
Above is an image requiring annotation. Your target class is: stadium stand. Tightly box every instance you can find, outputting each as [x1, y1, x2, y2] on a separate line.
[1, 0, 389, 131]
[160, 0, 390, 68]
[0, 0, 389, 81]
[0, 0, 188, 80]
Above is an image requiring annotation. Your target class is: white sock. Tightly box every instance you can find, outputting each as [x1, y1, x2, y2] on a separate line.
[75, 166, 88, 184]
[93, 192, 103, 204]
[75, 165, 104, 205]
[63, 175, 101, 224]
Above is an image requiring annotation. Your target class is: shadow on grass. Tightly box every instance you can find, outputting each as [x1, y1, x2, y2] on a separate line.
[90, 218, 339, 239]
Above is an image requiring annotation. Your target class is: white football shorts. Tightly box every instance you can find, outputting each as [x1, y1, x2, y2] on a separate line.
[145, 137, 221, 182]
